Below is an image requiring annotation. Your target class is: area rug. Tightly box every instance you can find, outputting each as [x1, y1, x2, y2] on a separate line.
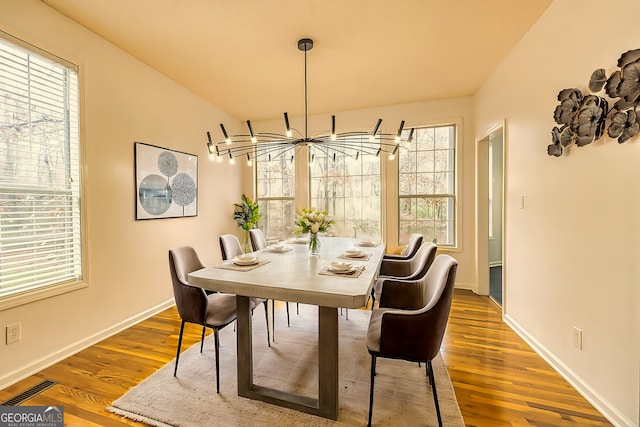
[108, 305, 464, 426]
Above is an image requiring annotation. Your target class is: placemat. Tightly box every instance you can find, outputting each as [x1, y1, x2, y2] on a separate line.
[214, 259, 271, 272]
[337, 253, 372, 261]
[288, 238, 309, 244]
[265, 247, 293, 254]
[318, 265, 365, 278]
[357, 242, 380, 248]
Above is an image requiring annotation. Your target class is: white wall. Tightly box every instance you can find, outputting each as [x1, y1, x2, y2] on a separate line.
[0, 1, 243, 387]
[474, 0, 639, 425]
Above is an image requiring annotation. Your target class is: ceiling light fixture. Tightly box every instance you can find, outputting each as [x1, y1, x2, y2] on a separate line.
[206, 38, 415, 165]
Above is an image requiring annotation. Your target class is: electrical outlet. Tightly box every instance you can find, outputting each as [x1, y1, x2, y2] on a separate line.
[573, 326, 582, 350]
[6, 322, 21, 344]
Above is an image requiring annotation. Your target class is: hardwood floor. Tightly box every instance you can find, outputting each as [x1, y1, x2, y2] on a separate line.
[0, 290, 611, 426]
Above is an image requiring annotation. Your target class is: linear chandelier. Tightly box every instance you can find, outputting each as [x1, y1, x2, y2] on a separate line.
[206, 38, 415, 166]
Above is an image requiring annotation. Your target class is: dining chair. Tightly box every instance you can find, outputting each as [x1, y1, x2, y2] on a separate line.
[383, 233, 423, 261]
[366, 254, 458, 427]
[219, 233, 244, 260]
[370, 242, 437, 309]
[219, 234, 271, 346]
[248, 228, 296, 338]
[168, 246, 240, 393]
[248, 228, 268, 251]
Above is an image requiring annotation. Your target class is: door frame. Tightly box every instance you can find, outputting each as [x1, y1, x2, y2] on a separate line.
[475, 121, 506, 312]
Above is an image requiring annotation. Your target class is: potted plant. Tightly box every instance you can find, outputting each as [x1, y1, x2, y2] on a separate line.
[233, 194, 261, 251]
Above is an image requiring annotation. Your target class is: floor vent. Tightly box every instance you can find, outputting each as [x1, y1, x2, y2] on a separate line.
[0, 379, 58, 406]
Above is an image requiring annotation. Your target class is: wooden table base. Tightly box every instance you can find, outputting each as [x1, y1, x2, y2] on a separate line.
[236, 296, 339, 420]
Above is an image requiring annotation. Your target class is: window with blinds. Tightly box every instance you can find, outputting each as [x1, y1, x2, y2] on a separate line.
[0, 33, 82, 299]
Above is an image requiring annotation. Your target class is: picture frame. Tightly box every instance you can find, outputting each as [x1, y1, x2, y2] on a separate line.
[135, 142, 198, 220]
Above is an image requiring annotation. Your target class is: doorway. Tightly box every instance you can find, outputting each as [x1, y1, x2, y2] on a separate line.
[488, 128, 504, 305]
[477, 126, 504, 306]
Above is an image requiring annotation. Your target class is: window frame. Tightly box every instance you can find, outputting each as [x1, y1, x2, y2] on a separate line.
[0, 30, 87, 310]
[309, 135, 382, 239]
[397, 122, 459, 248]
[254, 148, 296, 240]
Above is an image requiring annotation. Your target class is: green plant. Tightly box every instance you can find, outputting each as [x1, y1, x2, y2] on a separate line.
[233, 194, 261, 231]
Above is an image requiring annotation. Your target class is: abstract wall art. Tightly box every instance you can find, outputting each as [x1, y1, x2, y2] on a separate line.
[135, 142, 198, 219]
[548, 48, 640, 157]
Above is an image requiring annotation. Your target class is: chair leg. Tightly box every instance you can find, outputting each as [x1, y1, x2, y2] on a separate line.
[370, 289, 376, 310]
[214, 328, 220, 393]
[174, 320, 185, 377]
[271, 299, 276, 342]
[286, 302, 290, 326]
[427, 360, 442, 427]
[263, 300, 270, 347]
[368, 355, 377, 427]
[200, 326, 206, 353]
[296, 302, 299, 314]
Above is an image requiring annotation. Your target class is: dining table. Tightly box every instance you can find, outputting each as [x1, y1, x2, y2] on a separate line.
[187, 236, 385, 420]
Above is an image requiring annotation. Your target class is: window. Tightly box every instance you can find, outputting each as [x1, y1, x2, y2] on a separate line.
[256, 152, 295, 239]
[310, 136, 381, 239]
[0, 33, 82, 300]
[398, 125, 456, 246]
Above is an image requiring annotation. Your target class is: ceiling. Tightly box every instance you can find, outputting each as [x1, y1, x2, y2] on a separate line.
[41, 0, 552, 121]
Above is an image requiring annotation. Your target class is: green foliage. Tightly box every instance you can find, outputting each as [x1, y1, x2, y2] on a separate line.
[233, 194, 261, 231]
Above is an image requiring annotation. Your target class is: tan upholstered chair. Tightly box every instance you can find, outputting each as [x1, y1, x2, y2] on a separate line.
[248, 228, 268, 251]
[248, 228, 296, 337]
[366, 254, 458, 427]
[383, 233, 423, 261]
[218, 234, 271, 345]
[370, 242, 437, 309]
[219, 233, 244, 260]
[168, 246, 241, 393]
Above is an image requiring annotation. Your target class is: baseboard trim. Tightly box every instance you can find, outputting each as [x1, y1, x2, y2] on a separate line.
[503, 314, 635, 427]
[453, 281, 474, 291]
[0, 298, 175, 390]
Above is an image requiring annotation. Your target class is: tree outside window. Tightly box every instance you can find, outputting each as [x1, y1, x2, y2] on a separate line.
[398, 125, 456, 246]
[310, 136, 381, 239]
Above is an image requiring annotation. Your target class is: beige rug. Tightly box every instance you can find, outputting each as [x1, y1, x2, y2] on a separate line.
[108, 305, 464, 426]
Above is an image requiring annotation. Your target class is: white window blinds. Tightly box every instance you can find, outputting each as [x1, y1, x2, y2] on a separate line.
[0, 33, 82, 297]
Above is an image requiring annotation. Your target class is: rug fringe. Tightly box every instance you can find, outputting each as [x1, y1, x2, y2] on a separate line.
[107, 405, 174, 427]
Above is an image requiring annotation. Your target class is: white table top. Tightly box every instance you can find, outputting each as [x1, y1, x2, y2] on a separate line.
[188, 237, 385, 309]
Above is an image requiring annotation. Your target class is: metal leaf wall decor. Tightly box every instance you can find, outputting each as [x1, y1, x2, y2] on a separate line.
[548, 48, 640, 157]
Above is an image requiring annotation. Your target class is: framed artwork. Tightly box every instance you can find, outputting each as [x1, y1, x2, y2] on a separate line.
[135, 142, 198, 220]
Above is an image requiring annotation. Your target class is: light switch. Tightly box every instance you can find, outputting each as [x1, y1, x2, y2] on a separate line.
[519, 195, 525, 209]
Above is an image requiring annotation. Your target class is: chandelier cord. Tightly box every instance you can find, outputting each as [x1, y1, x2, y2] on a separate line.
[304, 45, 308, 140]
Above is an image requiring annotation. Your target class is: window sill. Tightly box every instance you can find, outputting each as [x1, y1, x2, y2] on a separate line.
[0, 280, 88, 311]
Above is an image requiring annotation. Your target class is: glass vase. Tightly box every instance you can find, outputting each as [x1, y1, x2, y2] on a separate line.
[242, 229, 251, 253]
[309, 232, 320, 255]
